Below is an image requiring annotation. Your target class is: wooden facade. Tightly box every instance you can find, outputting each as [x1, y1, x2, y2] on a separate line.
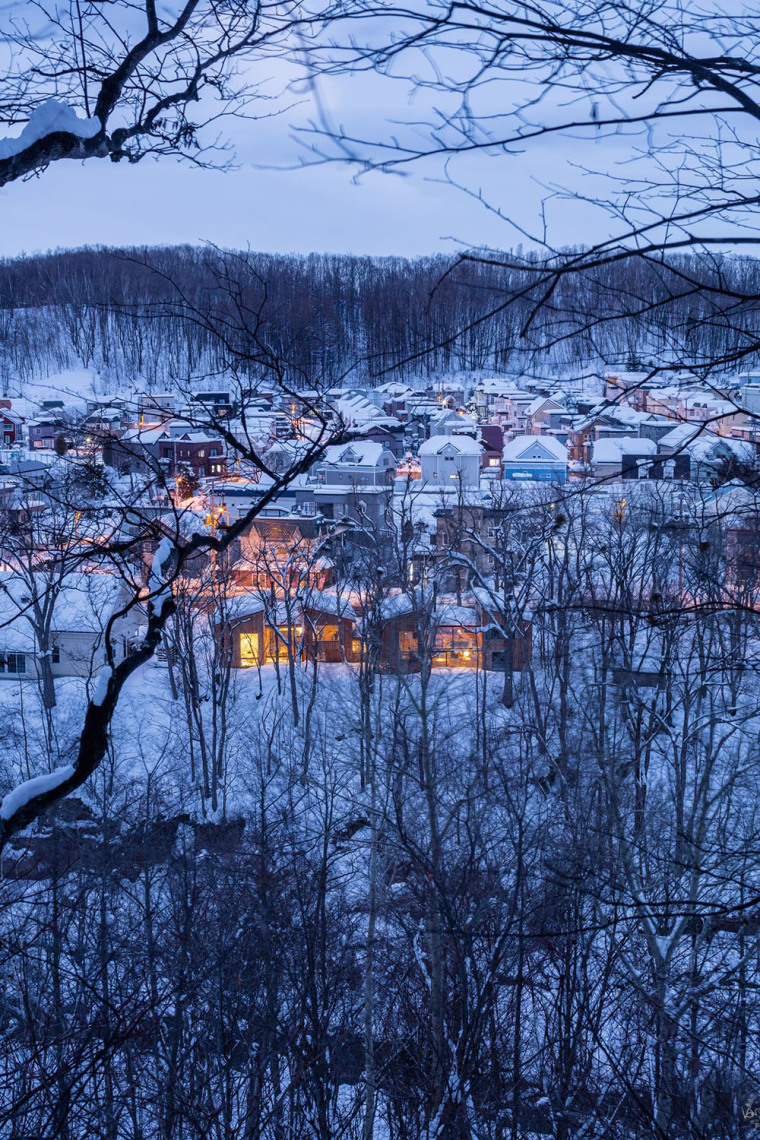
[215, 591, 531, 675]
[219, 599, 358, 668]
[377, 607, 532, 673]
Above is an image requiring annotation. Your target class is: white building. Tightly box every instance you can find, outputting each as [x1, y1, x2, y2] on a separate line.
[0, 572, 136, 682]
[317, 441, 397, 487]
[419, 434, 482, 488]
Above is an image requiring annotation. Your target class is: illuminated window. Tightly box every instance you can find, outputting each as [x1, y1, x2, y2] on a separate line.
[316, 624, 339, 643]
[435, 628, 476, 651]
[399, 631, 418, 655]
[239, 632, 260, 667]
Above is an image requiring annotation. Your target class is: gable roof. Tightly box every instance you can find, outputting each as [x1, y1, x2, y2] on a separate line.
[526, 396, 566, 417]
[502, 435, 568, 463]
[322, 441, 388, 467]
[658, 423, 714, 450]
[592, 438, 657, 464]
[419, 434, 483, 456]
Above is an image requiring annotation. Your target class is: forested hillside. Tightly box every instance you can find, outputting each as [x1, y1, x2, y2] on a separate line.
[1, 246, 757, 387]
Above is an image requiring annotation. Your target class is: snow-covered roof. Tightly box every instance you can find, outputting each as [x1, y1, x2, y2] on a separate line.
[0, 572, 126, 650]
[687, 435, 753, 464]
[334, 394, 398, 429]
[592, 437, 657, 464]
[436, 604, 478, 628]
[526, 396, 566, 416]
[119, 426, 168, 446]
[502, 435, 568, 462]
[607, 406, 656, 426]
[216, 589, 356, 625]
[682, 392, 737, 415]
[322, 441, 387, 467]
[478, 377, 524, 394]
[605, 370, 651, 384]
[419, 434, 483, 456]
[376, 382, 413, 397]
[658, 423, 714, 450]
[173, 431, 219, 444]
[302, 588, 357, 619]
[378, 592, 417, 620]
[431, 408, 476, 429]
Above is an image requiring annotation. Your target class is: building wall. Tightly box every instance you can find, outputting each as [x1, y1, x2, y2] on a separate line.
[0, 627, 127, 681]
[378, 613, 532, 672]
[502, 462, 566, 483]
[224, 610, 357, 667]
[420, 452, 480, 487]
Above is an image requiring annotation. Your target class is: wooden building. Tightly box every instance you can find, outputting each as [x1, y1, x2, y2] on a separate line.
[376, 596, 532, 673]
[216, 591, 358, 668]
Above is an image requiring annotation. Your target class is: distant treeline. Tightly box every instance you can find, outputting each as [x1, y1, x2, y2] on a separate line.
[0, 245, 758, 387]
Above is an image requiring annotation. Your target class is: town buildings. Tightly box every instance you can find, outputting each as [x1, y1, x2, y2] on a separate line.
[0, 363, 757, 687]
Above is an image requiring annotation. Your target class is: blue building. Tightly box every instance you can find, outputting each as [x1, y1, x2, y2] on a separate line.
[502, 435, 568, 483]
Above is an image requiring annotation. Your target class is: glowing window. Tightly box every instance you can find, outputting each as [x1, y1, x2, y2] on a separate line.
[239, 632, 260, 667]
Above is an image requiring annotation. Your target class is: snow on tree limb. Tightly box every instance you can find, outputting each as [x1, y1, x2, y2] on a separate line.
[0, 101, 100, 161]
[91, 665, 113, 707]
[0, 765, 75, 821]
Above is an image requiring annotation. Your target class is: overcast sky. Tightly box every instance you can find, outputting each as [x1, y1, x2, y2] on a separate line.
[0, 152, 614, 259]
[0, 41, 653, 260]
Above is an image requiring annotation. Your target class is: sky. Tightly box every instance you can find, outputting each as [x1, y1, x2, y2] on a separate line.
[1, 1, 731, 264]
[0, 31, 622, 261]
[0, 147, 614, 259]
[0, 1, 752, 263]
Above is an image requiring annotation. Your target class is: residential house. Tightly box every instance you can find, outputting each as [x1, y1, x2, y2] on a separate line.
[0, 402, 23, 447]
[292, 441, 397, 531]
[233, 514, 336, 590]
[316, 441, 397, 487]
[137, 391, 176, 421]
[473, 378, 523, 422]
[429, 408, 478, 438]
[28, 415, 74, 452]
[168, 431, 227, 479]
[376, 594, 530, 673]
[479, 424, 504, 472]
[604, 371, 651, 402]
[419, 434, 482, 488]
[502, 435, 568, 482]
[371, 382, 414, 422]
[104, 426, 226, 479]
[590, 438, 658, 481]
[524, 396, 568, 435]
[216, 590, 358, 667]
[657, 423, 753, 480]
[0, 572, 137, 682]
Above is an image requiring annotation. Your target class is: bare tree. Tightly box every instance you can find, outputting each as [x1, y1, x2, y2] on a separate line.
[0, 261, 348, 852]
[0, 0, 325, 185]
[312, 0, 760, 380]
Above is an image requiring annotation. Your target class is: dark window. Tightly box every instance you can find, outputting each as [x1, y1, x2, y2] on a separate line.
[52, 645, 60, 664]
